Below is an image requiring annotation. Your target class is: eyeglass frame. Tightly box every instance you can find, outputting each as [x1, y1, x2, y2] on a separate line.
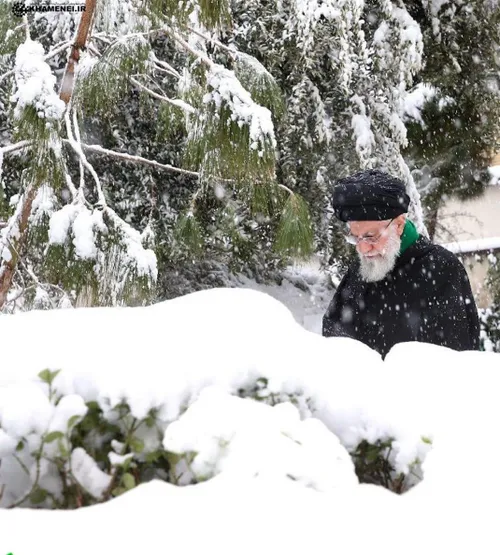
[344, 218, 395, 245]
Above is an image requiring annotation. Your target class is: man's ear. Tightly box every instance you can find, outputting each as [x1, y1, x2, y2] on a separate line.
[396, 214, 406, 236]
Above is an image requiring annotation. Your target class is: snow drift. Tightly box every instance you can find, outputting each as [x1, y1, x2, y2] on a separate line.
[0, 287, 499, 554]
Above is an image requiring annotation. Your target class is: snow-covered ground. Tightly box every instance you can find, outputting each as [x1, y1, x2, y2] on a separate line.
[233, 257, 334, 334]
[0, 286, 500, 554]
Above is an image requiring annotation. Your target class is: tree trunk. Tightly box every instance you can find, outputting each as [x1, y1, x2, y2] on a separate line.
[0, 1, 96, 309]
[0, 185, 36, 309]
[59, 0, 97, 104]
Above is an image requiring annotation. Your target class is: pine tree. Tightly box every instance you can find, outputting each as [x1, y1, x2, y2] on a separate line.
[402, 0, 500, 238]
[0, 0, 313, 311]
[230, 0, 430, 269]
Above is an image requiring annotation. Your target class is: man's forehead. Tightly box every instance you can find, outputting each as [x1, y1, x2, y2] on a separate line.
[349, 220, 386, 234]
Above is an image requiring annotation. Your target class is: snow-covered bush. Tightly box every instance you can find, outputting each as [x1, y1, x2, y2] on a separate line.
[0, 287, 448, 508]
[0, 367, 413, 508]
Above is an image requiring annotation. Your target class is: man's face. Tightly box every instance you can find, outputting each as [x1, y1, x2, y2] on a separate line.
[348, 217, 405, 282]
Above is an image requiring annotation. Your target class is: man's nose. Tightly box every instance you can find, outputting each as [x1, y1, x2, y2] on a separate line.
[357, 240, 372, 255]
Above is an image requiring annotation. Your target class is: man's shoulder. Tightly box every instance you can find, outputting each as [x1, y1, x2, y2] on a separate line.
[402, 236, 468, 278]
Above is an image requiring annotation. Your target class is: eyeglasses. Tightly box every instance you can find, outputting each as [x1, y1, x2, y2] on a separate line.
[345, 218, 395, 245]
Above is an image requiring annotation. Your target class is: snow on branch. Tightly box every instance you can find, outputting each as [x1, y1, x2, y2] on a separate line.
[205, 64, 277, 154]
[10, 38, 65, 123]
[62, 141, 200, 178]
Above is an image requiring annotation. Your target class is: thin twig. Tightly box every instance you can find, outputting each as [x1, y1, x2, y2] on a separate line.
[64, 109, 106, 205]
[0, 140, 31, 155]
[130, 76, 195, 113]
[277, 183, 294, 195]
[185, 25, 237, 59]
[149, 51, 181, 79]
[163, 27, 214, 68]
[61, 140, 200, 177]
[72, 107, 86, 191]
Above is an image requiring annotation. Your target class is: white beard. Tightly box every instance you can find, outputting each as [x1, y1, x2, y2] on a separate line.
[358, 231, 401, 283]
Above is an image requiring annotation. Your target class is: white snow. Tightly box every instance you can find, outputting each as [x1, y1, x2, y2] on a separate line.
[488, 164, 500, 185]
[441, 236, 500, 254]
[48, 203, 81, 245]
[72, 207, 102, 259]
[30, 185, 58, 225]
[70, 447, 112, 498]
[48, 203, 157, 278]
[351, 95, 375, 163]
[403, 83, 436, 123]
[0, 287, 499, 553]
[205, 64, 276, 153]
[10, 38, 65, 123]
[163, 386, 357, 490]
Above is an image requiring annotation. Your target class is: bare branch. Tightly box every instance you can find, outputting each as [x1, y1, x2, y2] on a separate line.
[277, 183, 294, 195]
[23, 14, 30, 41]
[72, 108, 86, 192]
[0, 184, 38, 310]
[130, 76, 196, 113]
[149, 51, 181, 79]
[64, 110, 106, 205]
[0, 140, 31, 155]
[62, 140, 200, 177]
[163, 27, 214, 68]
[184, 25, 237, 59]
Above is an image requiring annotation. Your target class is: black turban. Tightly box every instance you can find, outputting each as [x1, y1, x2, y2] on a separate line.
[330, 169, 410, 222]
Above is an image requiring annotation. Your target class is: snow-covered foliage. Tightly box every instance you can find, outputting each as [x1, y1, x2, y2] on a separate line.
[0, 287, 498, 555]
[205, 65, 276, 154]
[10, 38, 65, 123]
[0, 287, 495, 514]
[1, 0, 499, 308]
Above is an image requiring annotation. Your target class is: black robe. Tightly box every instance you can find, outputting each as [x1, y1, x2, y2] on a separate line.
[322, 236, 481, 358]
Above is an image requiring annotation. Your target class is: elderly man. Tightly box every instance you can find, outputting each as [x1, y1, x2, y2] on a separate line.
[322, 169, 480, 358]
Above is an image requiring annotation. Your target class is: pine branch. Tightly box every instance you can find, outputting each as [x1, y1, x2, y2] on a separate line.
[0, 41, 71, 85]
[275, 193, 314, 260]
[149, 51, 181, 79]
[61, 140, 200, 178]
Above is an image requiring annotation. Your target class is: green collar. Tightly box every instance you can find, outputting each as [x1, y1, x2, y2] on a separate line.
[399, 219, 419, 256]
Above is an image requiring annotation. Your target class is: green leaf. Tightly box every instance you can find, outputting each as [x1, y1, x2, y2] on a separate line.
[129, 437, 145, 454]
[145, 451, 161, 464]
[16, 440, 25, 452]
[366, 445, 382, 463]
[144, 414, 156, 428]
[44, 431, 64, 443]
[30, 487, 48, 504]
[38, 368, 61, 386]
[122, 472, 136, 491]
[421, 436, 433, 445]
[112, 487, 126, 497]
[67, 414, 82, 429]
